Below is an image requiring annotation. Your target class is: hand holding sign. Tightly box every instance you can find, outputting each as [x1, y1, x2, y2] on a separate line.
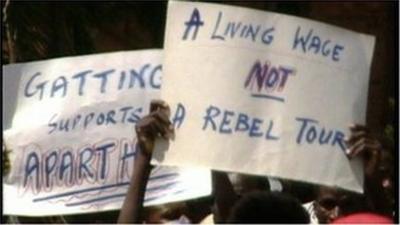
[155, 1, 375, 192]
[345, 124, 381, 178]
[136, 100, 174, 156]
[343, 125, 394, 218]
[119, 99, 175, 223]
[3, 51, 212, 216]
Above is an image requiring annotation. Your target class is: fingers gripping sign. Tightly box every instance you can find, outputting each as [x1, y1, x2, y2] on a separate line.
[120, 100, 174, 224]
[135, 100, 174, 156]
[344, 124, 381, 177]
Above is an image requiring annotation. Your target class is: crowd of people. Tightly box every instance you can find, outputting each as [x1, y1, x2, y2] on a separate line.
[2, 99, 396, 224]
[1, 1, 395, 223]
[115, 100, 395, 224]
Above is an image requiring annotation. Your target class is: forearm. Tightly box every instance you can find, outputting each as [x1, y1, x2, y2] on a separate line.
[117, 100, 171, 223]
[364, 175, 391, 215]
[117, 150, 152, 223]
[212, 170, 239, 223]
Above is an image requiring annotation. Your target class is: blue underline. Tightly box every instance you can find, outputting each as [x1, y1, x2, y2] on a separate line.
[251, 94, 285, 102]
[32, 173, 178, 202]
[65, 193, 126, 207]
[65, 181, 179, 207]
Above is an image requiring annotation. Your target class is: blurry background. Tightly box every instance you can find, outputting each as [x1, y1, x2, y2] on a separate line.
[1, 1, 397, 223]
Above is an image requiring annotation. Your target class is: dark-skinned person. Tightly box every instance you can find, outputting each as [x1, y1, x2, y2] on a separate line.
[211, 170, 310, 224]
[311, 124, 394, 224]
[118, 100, 310, 224]
[117, 100, 175, 223]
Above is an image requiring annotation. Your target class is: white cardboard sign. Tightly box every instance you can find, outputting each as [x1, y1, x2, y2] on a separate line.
[153, 1, 375, 192]
[3, 50, 211, 216]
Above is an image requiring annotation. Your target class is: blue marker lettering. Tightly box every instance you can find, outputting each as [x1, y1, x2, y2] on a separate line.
[119, 142, 137, 181]
[261, 27, 274, 45]
[93, 69, 115, 93]
[265, 67, 279, 89]
[308, 36, 321, 53]
[319, 129, 333, 144]
[235, 113, 250, 132]
[244, 60, 264, 91]
[106, 110, 116, 125]
[321, 40, 331, 56]
[84, 113, 95, 129]
[249, 118, 263, 137]
[129, 64, 149, 89]
[24, 152, 40, 191]
[72, 70, 92, 96]
[332, 131, 346, 151]
[296, 117, 319, 144]
[59, 119, 70, 132]
[211, 11, 225, 40]
[59, 151, 74, 184]
[332, 45, 344, 62]
[219, 110, 234, 134]
[96, 113, 105, 125]
[127, 107, 143, 124]
[306, 125, 318, 143]
[50, 76, 68, 98]
[293, 26, 313, 53]
[118, 71, 126, 90]
[48, 114, 58, 134]
[172, 103, 186, 129]
[226, 22, 242, 38]
[120, 106, 133, 123]
[202, 105, 221, 131]
[265, 121, 279, 140]
[72, 114, 82, 130]
[245, 24, 261, 42]
[45, 151, 58, 188]
[182, 8, 204, 40]
[78, 147, 95, 180]
[96, 142, 115, 180]
[150, 65, 162, 89]
[24, 72, 48, 100]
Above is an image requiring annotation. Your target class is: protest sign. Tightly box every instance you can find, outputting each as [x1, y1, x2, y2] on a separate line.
[3, 50, 211, 216]
[153, 1, 375, 192]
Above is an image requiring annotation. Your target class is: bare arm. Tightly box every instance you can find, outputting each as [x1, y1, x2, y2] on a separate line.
[345, 124, 392, 215]
[117, 147, 153, 223]
[212, 171, 239, 223]
[117, 100, 173, 223]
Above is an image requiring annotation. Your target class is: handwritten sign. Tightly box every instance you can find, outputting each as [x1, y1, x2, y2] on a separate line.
[2, 50, 211, 216]
[153, 1, 375, 192]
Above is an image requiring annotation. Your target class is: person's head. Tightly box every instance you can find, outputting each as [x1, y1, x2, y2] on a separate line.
[185, 196, 213, 223]
[314, 186, 369, 223]
[227, 191, 310, 223]
[280, 179, 317, 203]
[143, 202, 188, 223]
[229, 173, 270, 196]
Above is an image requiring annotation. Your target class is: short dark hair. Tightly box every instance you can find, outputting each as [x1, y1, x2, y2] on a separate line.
[228, 191, 310, 224]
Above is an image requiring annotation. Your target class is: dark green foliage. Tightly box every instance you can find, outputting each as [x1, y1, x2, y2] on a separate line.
[3, 2, 167, 62]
